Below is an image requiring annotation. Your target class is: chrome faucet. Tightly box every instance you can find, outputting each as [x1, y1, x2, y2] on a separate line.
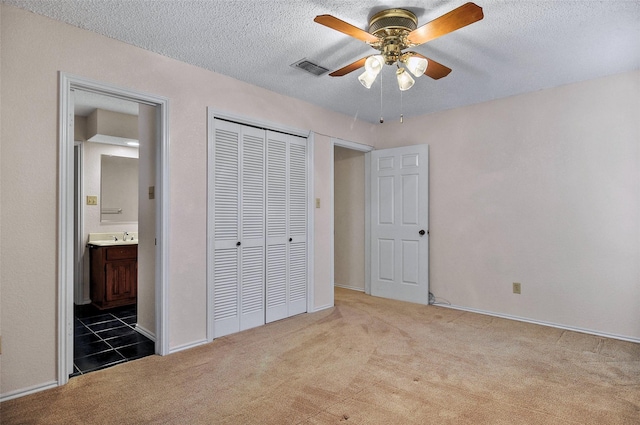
[123, 231, 129, 241]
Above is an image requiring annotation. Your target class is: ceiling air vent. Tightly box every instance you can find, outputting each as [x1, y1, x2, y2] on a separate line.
[291, 58, 329, 76]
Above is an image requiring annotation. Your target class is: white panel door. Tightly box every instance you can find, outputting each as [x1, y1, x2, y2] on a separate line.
[371, 144, 429, 304]
[266, 131, 307, 323]
[210, 119, 265, 338]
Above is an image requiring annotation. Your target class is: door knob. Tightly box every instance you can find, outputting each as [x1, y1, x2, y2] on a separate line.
[289, 238, 293, 242]
[236, 241, 241, 246]
[419, 230, 426, 236]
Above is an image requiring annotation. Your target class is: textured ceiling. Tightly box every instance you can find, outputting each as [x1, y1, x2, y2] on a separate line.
[5, 0, 640, 123]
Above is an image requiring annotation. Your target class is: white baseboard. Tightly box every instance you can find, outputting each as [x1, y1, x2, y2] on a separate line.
[334, 283, 365, 292]
[440, 304, 640, 344]
[135, 324, 156, 342]
[168, 338, 208, 355]
[0, 380, 58, 402]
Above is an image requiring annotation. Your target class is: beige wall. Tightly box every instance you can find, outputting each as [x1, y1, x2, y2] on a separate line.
[377, 70, 640, 339]
[334, 146, 365, 291]
[0, 4, 376, 397]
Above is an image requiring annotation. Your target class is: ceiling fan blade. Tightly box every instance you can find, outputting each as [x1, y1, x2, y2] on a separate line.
[314, 15, 380, 43]
[407, 52, 452, 80]
[329, 57, 368, 77]
[407, 2, 484, 46]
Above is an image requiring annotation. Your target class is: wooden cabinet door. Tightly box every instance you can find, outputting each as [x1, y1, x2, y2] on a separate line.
[105, 260, 137, 302]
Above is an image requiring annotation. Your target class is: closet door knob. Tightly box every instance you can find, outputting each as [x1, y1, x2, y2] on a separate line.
[419, 230, 426, 236]
[289, 238, 293, 242]
[236, 241, 241, 246]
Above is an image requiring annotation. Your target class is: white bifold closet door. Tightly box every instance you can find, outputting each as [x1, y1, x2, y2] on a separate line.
[265, 131, 307, 323]
[211, 120, 266, 338]
[210, 119, 307, 339]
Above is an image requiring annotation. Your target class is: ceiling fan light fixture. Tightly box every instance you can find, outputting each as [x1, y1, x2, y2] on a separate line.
[358, 69, 378, 89]
[406, 56, 428, 78]
[364, 55, 385, 76]
[396, 67, 414, 91]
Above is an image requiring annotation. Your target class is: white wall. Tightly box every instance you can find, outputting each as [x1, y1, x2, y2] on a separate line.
[0, 4, 376, 397]
[334, 146, 365, 291]
[377, 70, 640, 340]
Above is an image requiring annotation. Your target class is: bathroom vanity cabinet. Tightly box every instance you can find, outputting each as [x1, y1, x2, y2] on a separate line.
[89, 244, 138, 309]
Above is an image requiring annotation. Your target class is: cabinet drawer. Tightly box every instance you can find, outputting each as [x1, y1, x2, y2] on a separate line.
[106, 245, 137, 260]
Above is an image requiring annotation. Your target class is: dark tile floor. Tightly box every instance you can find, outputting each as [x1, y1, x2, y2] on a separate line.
[72, 304, 155, 377]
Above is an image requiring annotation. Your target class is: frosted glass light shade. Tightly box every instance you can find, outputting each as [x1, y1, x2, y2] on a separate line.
[396, 68, 415, 91]
[358, 70, 377, 89]
[364, 55, 385, 76]
[406, 56, 428, 77]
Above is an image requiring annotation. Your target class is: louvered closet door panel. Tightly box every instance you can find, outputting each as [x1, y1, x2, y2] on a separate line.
[288, 138, 307, 316]
[211, 120, 266, 337]
[239, 126, 266, 331]
[241, 245, 264, 330]
[212, 120, 241, 337]
[266, 138, 287, 241]
[214, 123, 239, 248]
[266, 132, 308, 323]
[212, 248, 240, 337]
[265, 134, 288, 323]
[266, 244, 287, 322]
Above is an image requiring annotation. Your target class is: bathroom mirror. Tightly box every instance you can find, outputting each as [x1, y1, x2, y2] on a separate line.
[101, 155, 139, 222]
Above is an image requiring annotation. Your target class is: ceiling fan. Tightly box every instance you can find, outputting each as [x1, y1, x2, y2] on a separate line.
[314, 2, 484, 91]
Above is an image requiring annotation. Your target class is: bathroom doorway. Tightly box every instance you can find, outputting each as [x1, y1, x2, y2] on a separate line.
[71, 91, 153, 376]
[59, 73, 169, 385]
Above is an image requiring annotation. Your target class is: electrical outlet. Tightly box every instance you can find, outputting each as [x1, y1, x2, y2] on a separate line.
[513, 282, 522, 294]
[86, 195, 98, 206]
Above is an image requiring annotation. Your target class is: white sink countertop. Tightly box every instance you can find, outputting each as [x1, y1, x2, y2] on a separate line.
[88, 232, 138, 246]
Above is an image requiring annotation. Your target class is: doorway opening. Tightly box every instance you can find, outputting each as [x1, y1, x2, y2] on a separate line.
[331, 139, 374, 304]
[58, 73, 170, 386]
[71, 91, 153, 376]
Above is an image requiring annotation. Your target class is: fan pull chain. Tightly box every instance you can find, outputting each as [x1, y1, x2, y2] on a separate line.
[400, 89, 404, 124]
[379, 70, 384, 123]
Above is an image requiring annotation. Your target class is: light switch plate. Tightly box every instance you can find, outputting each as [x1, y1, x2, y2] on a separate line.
[86, 195, 98, 205]
[513, 282, 522, 294]
[315, 198, 321, 208]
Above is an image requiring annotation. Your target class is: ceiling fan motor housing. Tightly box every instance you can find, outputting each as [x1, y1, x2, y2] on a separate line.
[368, 9, 418, 64]
[368, 9, 418, 35]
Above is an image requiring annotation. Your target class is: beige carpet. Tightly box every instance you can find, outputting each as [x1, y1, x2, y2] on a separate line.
[2, 288, 639, 424]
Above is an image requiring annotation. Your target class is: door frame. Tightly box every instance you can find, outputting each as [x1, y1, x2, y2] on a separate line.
[206, 108, 315, 342]
[73, 142, 87, 305]
[58, 72, 171, 386]
[330, 138, 375, 303]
